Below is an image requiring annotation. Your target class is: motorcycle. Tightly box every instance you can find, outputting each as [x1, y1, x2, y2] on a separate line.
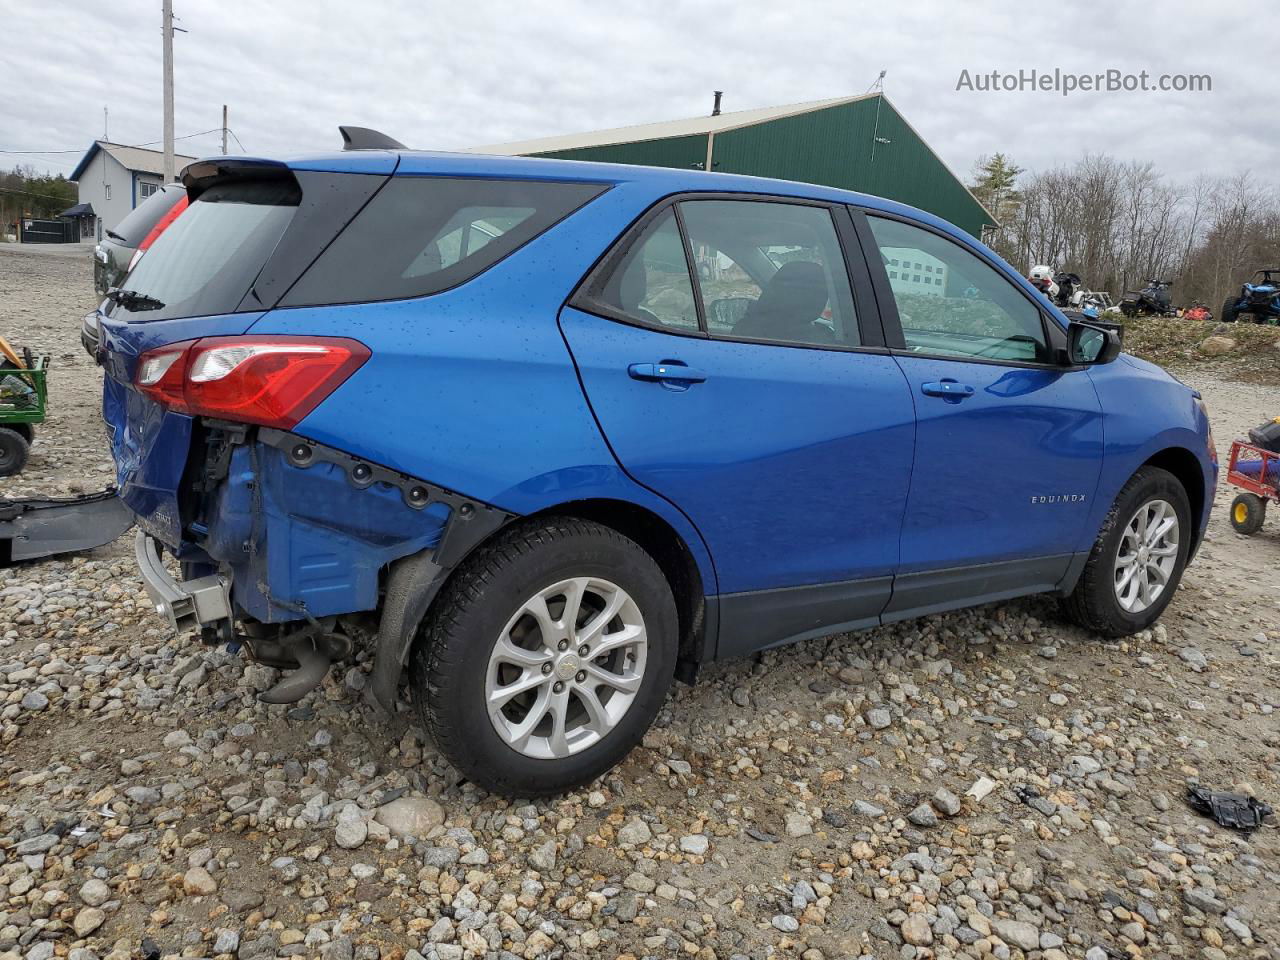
[1052, 272, 1085, 309]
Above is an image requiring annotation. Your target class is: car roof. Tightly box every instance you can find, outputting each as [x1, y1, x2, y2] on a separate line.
[220, 148, 966, 241]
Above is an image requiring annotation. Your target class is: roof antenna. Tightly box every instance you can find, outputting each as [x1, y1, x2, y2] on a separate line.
[867, 69, 886, 94]
[711, 91, 723, 116]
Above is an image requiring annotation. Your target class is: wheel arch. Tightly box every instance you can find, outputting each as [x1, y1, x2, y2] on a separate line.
[367, 496, 715, 714]
[527, 498, 711, 678]
[1141, 445, 1207, 553]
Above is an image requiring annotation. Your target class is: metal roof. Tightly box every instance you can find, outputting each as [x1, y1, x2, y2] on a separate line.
[70, 141, 199, 182]
[58, 202, 94, 218]
[466, 93, 876, 156]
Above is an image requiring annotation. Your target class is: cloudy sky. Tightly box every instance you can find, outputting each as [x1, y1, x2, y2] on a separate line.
[6, 0, 1269, 187]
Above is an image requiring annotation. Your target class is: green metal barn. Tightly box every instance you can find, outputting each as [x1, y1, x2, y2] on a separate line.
[468, 93, 995, 238]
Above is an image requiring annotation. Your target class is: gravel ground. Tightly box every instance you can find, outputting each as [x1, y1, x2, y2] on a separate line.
[2, 243, 1278, 960]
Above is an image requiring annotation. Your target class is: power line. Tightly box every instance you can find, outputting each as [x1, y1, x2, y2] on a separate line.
[0, 186, 77, 202]
[1, 128, 228, 158]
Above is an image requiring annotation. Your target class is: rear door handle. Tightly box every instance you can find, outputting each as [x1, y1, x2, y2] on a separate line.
[921, 379, 974, 401]
[628, 362, 707, 384]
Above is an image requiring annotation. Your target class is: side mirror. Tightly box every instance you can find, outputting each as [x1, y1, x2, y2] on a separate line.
[1067, 320, 1123, 365]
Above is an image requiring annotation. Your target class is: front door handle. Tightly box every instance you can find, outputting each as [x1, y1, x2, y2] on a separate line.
[628, 362, 707, 384]
[921, 379, 974, 402]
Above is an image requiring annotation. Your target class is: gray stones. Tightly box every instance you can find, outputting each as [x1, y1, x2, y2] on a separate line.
[372, 796, 444, 838]
[993, 918, 1041, 951]
[1067, 754, 1102, 776]
[527, 839, 557, 871]
[335, 807, 368, 849]
[182, 865, 218, 896]
[78, 878, 111, 906]
[1183, 887, 1227, 914]
[20, 691, 48, 711]
[72, 907, 105, 937]
[617, 817, 652, 845]
[1179, 646, 1208, 671]
[784, 811, 813, 837]
[900, 913, 932, 945]
[907, 803, 938, 827]
[771, 914, 799, 933]
[865, 706, 892, 729]
[680, 834, 709, 855]
[931, 787, 962, 817]
[213, 929, 242, 954]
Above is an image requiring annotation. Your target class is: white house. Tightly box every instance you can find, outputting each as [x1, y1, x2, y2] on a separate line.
[68, 141, 197, 241]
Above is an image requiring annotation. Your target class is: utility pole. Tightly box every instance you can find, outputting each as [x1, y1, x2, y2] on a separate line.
[162, 0, 175, 181]
[221, 105, 228, 155]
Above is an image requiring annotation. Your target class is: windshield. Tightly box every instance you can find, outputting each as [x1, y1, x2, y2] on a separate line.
[112, 180, 299, 322]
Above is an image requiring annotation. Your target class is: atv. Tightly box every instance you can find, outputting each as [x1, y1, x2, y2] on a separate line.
[1221, 269, 1280, 324]
[1119, 279, 1175, 318]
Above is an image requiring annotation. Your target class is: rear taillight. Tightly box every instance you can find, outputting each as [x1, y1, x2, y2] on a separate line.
[135, 336, 370, 429]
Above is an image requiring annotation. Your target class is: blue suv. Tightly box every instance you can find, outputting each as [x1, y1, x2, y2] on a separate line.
[95, 137, 1217, 796]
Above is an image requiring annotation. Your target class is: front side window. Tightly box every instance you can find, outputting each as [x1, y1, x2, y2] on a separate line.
[680, 200, 859, 347]
[866, 215, 1050, 363]
[284, 177, 605, 306]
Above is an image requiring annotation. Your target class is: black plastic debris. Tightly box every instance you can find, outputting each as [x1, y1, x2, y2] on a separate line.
[139, 937, 162, 960]
[1187, 786, 1273, 831]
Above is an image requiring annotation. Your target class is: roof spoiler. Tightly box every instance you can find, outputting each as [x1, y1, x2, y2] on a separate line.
[339, 126, 406, 151]
[181, 157, 295, 199]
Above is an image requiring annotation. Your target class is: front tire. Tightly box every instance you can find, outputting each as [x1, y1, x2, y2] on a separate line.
[411, 517, 677, 797]
[1221, 297, 1238, 323]
[1230, 493, 1266, 535]
[1062, 467, 1192, 637]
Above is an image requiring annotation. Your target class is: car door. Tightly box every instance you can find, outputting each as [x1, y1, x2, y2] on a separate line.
[854, 210, 1104, 619]
[559, 196, 916, 657]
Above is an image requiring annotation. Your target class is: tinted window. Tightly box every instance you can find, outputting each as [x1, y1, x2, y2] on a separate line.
[586, 209, 698, 331]
[112, 180, 299, 322]
[680, 200, 859, 347]
[867, 216, 1050, 363]
[284, 177, 605, 306]
[105, 183, 186, 246]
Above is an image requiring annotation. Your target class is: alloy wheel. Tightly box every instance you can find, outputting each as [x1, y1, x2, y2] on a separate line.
[1113, 498, 1180, 613]
[485, 577, 647, 759]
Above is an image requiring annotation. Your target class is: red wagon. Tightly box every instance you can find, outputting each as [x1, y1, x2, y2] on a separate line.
[1226, 439, 1280, 534]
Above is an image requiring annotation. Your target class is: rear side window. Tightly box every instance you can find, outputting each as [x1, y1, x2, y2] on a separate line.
[105, 183, 187, 246]
[585, 209, 699, 331]
[113, 180, 300, 322]
[283, 177, 605, 306]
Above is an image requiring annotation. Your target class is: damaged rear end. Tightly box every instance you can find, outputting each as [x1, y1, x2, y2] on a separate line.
[97, 152, 507, 706]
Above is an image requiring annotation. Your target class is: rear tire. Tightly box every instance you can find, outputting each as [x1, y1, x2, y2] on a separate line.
[1230, 493, 1266, 535]
[1062, 467, 1192, 637]
[411, 517, 677, 797]
[0, 427, 30, 477]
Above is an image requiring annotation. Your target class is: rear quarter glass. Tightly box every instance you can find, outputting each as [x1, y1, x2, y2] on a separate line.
[105, 183, 187, 245]
[280, 177, 607, 307]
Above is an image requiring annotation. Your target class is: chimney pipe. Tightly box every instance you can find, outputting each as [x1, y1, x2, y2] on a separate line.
[712, 91, 723, 116]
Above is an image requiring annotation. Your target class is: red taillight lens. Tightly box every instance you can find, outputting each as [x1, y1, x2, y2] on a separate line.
[135, 336, 370, 429]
